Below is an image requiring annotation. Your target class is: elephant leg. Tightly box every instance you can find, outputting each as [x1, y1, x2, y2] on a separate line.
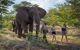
[15, 27, 18, 34]
[36, 24, 40, 37]
[27, 23, 33, 40]
[24, 25, 28, 33]
[23, 25, 28, 38]
[28, 23, 33, 38]
[13, 24, 18, 34]
[14, 27, 17, 34]
[33, 13, 40, 37]
[28, 17, 34, 35]
[12, 25, 15, 32]
[29, 23, 33, 33]
[17, 24, 22, 38]
[21, 23, 28, 38]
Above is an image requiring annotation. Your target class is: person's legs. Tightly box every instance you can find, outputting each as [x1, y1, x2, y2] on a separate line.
[65, 34, 68, 42]
[43, 33, 47, 42]
[61, 34, 64, 42]
[43, 33, 46, 39]
[61, 31, 68, 42]
[17, 25, 22, 38]
[52, 31, 56, 41]
[52, 34, 55, 42]
[54, 35, 56, 41]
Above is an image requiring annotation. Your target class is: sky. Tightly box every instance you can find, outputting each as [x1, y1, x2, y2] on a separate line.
[8, 0, 65, 11]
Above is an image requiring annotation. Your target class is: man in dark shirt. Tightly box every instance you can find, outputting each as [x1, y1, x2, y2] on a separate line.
[61, 23, 68, 42]
[41, 22, 48, 42]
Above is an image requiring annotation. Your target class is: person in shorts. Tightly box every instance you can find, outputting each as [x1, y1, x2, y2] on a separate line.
[61, 23, 68, 42]
[50, 24, 56, 42]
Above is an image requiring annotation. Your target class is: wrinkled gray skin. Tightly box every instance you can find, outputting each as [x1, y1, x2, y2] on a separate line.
[15, 7, 46, 38]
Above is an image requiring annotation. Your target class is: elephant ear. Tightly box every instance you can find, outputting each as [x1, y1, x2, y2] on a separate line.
[37, 7, 46, 18]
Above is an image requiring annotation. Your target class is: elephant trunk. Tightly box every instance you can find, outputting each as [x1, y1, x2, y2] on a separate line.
[36, 21, 40, 37]
[34, 13, 40, 37]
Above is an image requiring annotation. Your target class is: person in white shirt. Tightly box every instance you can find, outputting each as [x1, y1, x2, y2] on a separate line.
[50, 24, 56, 42]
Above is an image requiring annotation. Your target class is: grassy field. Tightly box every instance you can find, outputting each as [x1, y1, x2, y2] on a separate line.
[0, 28, 80, 50]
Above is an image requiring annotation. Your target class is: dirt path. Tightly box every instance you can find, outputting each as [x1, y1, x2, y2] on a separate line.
[0, 29, 80, 50]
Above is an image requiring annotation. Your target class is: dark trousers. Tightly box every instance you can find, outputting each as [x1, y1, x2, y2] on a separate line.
[43, 33, 47, 42]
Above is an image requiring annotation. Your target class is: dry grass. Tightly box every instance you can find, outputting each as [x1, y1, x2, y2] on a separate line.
[0, 28, 80, 50]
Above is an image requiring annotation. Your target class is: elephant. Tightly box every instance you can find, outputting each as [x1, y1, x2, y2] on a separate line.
[12, 19, 15, 32]
[15, 6, 46, 38]
[12, 19, 18, 34]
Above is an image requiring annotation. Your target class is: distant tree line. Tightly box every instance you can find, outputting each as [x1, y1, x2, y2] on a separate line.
[44, 0, 80, 28]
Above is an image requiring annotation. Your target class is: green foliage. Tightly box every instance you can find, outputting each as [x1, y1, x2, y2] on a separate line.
[27, 35, 55, 50]
[66, 0, 80, 27]
[44, 2, 80, 27]
[0, 0, 14, 29]
[2, 13, 15, 29]
[66, 0, 80, 20]
[13, 1, 39, 11]
[0, 0, 14, 13]
[13, 1, 32, 11]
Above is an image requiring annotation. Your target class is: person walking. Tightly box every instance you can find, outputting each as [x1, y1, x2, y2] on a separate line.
[61, 23, 68, 42]
[50, 24, 56, 42]
[41, 22, 48, 42]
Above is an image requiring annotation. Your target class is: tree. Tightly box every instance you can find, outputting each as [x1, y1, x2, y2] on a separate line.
[0, 0, 14, 13]
[32, 4, 39, 7]
[66, 0, 80, 27]
[0, 0, 14, 29]
[13, 1, 32, 11]
[44, 3, 79, 26]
